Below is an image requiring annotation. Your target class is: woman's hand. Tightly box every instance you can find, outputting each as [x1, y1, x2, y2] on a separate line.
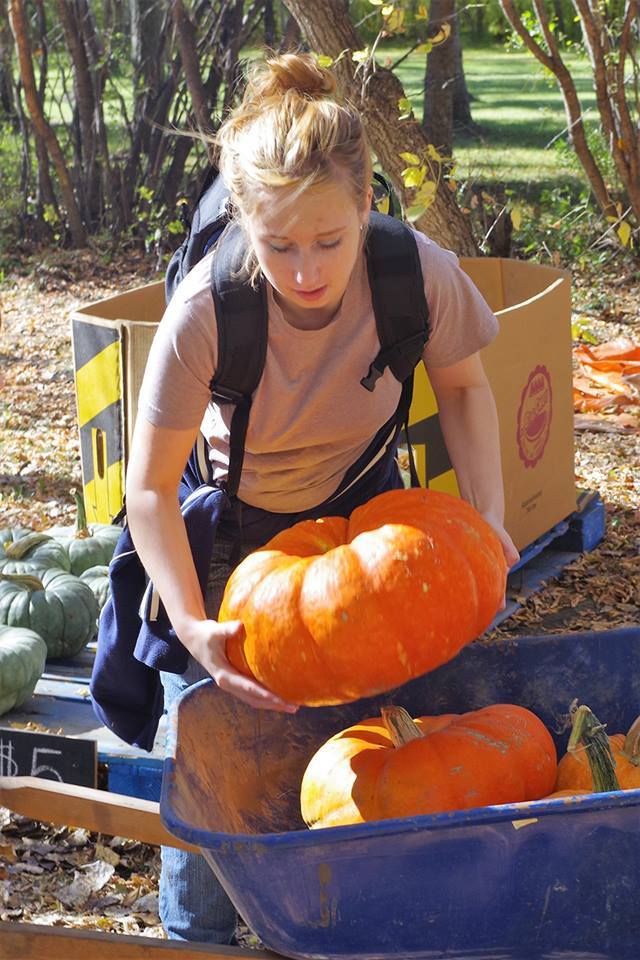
[482, 514, 520, 570]
[185, 618, 299, 713]
[481, 514, 520, 612]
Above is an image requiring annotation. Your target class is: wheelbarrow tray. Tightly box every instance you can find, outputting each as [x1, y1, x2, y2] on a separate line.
[161, 627, 640, 960]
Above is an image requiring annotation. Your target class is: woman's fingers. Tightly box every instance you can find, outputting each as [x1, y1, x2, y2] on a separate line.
[188, 618, 299, 713]
[213, 668, 299, 713]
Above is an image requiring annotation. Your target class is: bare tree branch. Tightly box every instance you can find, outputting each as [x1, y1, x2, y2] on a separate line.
[8, 0, 86, 245]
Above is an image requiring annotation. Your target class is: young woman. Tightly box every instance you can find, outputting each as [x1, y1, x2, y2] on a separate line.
[124, 52, 519, 944]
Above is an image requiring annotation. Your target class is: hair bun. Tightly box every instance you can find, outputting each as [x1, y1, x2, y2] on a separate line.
[254, 52, 337, 101]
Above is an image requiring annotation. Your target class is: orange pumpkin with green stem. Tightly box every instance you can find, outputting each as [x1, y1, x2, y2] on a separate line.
[300, 703, 557, 828]
[219, 488, 507, 706]
[554, 704, 636, 794]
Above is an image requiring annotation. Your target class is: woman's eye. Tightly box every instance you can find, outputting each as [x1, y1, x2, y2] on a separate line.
[267, 238, 341, 253]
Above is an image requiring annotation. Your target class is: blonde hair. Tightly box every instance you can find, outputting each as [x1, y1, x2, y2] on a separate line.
[215, 52, 372, 231]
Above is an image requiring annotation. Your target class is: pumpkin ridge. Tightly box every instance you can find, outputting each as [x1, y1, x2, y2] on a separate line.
[299, 545, 385, 702]
[244, 556, 348, 704]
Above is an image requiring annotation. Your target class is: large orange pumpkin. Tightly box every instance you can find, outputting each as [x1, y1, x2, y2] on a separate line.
[300, 703, 557, 828]
[555, 704, 636, 793]
[219, 488, 507, 705]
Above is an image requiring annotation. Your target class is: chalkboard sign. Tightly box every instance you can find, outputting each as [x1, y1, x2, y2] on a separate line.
[0, 727, 97, 788]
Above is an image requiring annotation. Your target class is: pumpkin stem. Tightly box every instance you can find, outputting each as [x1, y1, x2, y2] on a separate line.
[621, 715, 640, 767]
[381, 705, 424, 748]
[567, 704, 621, 792]
[5, 532, 52, 560]
[0, 572, 45, 592]
[72, 488, 91, 539]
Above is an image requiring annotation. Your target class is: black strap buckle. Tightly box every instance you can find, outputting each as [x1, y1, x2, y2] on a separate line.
[210, 382, 247, 405]
[360, 362, 385, 392]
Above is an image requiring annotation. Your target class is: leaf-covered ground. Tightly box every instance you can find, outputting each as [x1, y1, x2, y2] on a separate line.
[0, 249, 638, 937]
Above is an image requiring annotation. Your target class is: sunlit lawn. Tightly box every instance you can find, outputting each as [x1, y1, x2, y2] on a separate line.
[392, 44, 596, 194]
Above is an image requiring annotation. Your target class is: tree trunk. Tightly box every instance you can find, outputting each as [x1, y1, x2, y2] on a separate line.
[264, 0, 276, 47]
[219, 0, 245, 114]
[279, 11, 302, 52]
[171, 0, 210, 132]
[56, 0, 100, 224]
[8, 0, 87, 245]
[500, 0, 621, 223]
[130, 0, 165, 81]
[452, 17, 480, 137]
[78, 0, 116, 229]
[282, 0, 477, 254]
[573, 0, 640, 222]
[422, 0, 455, 155]
[0, 2, 18, 121]
[123, 0, 172, 223]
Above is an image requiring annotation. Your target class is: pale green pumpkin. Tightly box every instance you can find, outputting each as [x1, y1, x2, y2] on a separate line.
[46, 490, 120, 576]
[0, 570, 98, 660]
[0, 624, 47, 715]
[79, 565, 110, 612]
[0, 531, 70, 574]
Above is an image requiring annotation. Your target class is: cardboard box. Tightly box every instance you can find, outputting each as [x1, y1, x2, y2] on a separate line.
[406, 257, 576, 549]
[71, 259, 576, 550]
[70, 283, 165, 523]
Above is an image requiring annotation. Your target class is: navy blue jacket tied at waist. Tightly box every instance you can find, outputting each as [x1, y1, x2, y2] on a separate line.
[90, 482, 230, 751]
[89, 430, 405, 752]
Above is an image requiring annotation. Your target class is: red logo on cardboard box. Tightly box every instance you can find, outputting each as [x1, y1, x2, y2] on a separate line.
[517, 365, 552, 468]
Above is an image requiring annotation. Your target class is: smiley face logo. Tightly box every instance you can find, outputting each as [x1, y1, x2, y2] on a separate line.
[516, 365, 552, 468]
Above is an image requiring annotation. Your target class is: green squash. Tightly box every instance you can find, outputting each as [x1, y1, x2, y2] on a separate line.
[0, 526, 32, 548]
[0, 559, 45, 577]
[79, 565, 110, 613]
[47, 490, 120, 576]
[0, 570, 99, 660]
[0, 624, 47, 716]
[0, 531, 70, 574]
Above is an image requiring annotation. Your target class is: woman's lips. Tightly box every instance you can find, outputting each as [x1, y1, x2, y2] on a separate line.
[295, 285, 327, 302]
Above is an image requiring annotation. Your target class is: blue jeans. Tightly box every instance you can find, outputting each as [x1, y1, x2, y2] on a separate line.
[159, 539, 253, 943]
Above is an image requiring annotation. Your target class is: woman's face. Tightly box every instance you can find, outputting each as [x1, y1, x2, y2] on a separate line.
[246, 178, 370, 323]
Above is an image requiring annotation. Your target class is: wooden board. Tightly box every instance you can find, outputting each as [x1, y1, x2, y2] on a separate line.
[0, 921, 278, 959]
[0, 775, 198, 852]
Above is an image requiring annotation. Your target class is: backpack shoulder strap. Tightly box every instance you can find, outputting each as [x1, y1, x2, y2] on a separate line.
[361, 211, 430, 391]
[165, 169, 232, 304]
[208, 221, 268, 497]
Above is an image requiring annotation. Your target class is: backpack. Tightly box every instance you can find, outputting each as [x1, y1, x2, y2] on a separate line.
[164, 168, 430, 497]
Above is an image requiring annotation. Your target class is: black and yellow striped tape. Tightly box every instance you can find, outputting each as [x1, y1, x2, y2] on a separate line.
[405, 365, 459, 494]
[72, 319, 125, 524]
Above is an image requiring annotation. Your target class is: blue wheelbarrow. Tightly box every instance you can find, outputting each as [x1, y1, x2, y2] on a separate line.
[161, 626, 640, 960]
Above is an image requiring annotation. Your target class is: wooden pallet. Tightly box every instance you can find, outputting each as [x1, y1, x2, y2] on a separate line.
[0, 775, 276, 959]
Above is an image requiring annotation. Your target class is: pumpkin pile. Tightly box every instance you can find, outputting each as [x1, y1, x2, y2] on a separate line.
[301, 701, 631, 829]
[0, 491, 119, 717]
[220, 488, 507, 705]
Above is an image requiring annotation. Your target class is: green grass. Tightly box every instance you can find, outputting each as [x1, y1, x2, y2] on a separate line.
[392, 43, 596, 194]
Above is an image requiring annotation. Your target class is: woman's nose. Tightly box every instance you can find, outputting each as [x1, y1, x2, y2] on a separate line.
[293, 250, 320, 287]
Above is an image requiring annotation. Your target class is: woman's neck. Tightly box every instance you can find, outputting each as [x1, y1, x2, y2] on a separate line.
[274, 291, 342, 330]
